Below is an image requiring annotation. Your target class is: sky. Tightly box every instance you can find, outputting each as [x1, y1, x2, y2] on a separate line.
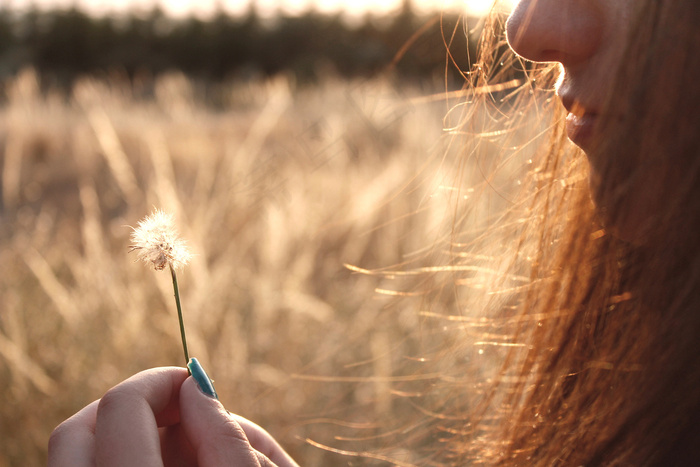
[2, 0, 514, 20]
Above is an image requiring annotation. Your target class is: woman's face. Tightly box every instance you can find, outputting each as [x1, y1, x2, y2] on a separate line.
[505, 0, 655, 241]
[505, 0, 635, 153]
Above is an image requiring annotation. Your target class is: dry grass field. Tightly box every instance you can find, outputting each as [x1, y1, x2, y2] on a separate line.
[0, 61, 551, 465]
[0, 68, 482, 465]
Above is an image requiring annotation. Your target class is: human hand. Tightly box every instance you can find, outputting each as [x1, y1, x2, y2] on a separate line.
[48, 361, 299, 467]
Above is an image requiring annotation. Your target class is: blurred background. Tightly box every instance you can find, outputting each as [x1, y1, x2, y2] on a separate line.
[0, 0, 510, 85]
[0, 1, 516, 465]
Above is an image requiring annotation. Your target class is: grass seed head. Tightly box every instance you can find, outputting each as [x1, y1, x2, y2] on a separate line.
[129, 209, 191, 271]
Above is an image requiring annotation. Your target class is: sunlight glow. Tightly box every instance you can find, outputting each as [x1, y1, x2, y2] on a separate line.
[4, 0, 516, 19]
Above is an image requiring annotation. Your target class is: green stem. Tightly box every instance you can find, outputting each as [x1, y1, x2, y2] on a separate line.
[170, 264, 190, 370]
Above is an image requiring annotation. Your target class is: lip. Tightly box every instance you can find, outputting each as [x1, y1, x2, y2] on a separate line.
[561, 96, 598, 150]
[565, 112, 598, 150]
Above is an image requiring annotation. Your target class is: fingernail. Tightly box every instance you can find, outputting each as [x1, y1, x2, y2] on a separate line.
[187, 358, 218, 399]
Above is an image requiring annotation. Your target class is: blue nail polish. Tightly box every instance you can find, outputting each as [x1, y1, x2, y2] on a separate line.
[188, 358, 218, 399]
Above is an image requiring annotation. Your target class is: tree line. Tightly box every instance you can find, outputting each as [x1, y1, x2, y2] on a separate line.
[0, 2, 482, 87]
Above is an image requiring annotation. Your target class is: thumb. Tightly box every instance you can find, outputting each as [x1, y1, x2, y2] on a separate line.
[179, 364, 262, 467]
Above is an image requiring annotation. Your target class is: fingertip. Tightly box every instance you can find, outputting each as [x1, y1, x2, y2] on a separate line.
[179, 376, 228, 423]
[179, 378, 260, 465]
[179, 381, 300, 467]
[187, 357, 218, 399]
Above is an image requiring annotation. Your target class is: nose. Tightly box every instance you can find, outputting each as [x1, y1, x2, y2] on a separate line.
[506, 0, 603, 66]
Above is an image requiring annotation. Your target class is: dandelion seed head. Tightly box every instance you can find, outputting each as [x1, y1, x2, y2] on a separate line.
[129, 209, 191, 271]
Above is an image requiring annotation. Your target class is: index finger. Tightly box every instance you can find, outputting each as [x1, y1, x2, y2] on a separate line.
[94, 367, 189, 467]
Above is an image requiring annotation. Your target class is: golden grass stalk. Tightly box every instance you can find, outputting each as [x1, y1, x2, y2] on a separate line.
[129, 209, 192, 366]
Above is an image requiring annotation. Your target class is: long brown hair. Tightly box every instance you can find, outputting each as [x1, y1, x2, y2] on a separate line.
[442, 0, 700, 464]
[363, 1, 700, 465]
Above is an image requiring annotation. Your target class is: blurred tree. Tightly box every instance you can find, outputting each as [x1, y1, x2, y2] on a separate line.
[34, 9, 97, 79]
[0, 6, 11, 53]
[0, 4, 486, 87]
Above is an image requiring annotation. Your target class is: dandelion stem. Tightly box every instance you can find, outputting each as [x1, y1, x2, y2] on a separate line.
[170, 263, 190, 369]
